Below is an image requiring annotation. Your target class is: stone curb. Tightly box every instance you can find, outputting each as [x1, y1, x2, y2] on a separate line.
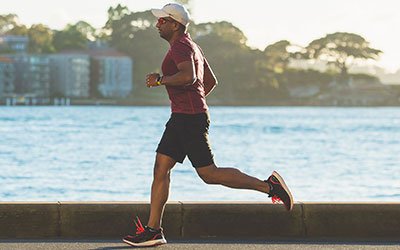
[0, 202, 399, 241]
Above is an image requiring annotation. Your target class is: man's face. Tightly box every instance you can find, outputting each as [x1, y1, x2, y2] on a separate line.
[156, 17, 177, 40]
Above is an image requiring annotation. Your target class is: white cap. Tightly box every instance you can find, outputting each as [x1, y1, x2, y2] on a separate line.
[151, 3, 190, 27]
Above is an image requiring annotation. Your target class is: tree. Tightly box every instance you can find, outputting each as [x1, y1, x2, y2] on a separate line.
[106, 4, 131, 25]
[305, 32, 382, 81]
[74, 21, 97, 41]
[9, 24, 28, 36]
[264, 40, 292, 73]
[53, 23, 88, 51]
[191, 21, 248, 45]
[0, 13, 28, 36]
[104, 5, 288, 104]
[191, 21, 286, 104]
[28, 24, 55, 53]
[105, 6, 169, 96]
[0, 14, 19, 34]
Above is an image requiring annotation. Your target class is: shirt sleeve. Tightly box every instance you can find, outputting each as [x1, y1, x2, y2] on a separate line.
[204, 57, 209, 69]
[196, 44, 209, 68]
[170, 42, 194, 65]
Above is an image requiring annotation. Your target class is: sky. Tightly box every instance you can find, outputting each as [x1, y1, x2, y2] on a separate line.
[2, 0, 400, 72]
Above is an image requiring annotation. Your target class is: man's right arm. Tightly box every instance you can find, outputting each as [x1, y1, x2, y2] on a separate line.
[203, 64, 218, 97]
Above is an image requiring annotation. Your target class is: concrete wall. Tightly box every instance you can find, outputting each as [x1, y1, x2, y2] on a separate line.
[0, 202, 399, 241]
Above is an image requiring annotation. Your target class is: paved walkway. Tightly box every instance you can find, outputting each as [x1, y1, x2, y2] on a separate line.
[0, 240, 399, 250]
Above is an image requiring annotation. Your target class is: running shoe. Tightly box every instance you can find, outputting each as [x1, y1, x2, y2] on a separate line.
[122, 217, 167, 247]
[266, 171, 293, 211]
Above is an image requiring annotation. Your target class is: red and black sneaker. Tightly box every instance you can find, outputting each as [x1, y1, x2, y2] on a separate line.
[122, 217, 167, 247]
[266, 171, 294, 211]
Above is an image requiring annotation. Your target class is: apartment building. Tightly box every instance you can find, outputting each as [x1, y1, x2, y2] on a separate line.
[4, 54, 50, 97]
[0, 35, 29, 53]
[89, 50, 132, 98]
[0, 56, 15, 97]
[50, 53, 90, 97]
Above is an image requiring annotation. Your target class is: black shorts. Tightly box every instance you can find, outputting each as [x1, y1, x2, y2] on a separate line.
[156, 112, 214, 168]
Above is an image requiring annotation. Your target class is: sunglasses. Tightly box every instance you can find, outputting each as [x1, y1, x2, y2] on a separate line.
[157, 17, 173, 25]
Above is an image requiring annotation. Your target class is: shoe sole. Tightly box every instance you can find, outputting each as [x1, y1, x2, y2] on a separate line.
[122, 238, 167, 247]
[272, 171, 293, 211]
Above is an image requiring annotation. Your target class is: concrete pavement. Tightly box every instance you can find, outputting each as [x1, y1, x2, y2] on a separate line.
[1, 240, 400, 250]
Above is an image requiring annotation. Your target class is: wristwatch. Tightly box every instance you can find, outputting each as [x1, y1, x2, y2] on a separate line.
[156, 76, 163, 86]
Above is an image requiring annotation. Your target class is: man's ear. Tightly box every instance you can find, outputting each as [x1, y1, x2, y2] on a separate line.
[172, 21, 181, 32]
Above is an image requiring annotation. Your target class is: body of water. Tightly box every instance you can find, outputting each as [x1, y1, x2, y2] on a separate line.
[0, 106, 399, 202]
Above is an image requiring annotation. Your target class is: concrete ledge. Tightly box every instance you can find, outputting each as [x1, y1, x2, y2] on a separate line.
[59, 202, 181, 238]
[181, 202, 303, 240]
[0, 202, 59, 238]
[0, 202, 399, 241]
[302, 202, 400, 241]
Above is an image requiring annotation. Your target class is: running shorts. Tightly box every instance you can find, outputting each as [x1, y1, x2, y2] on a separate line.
[156, 112, 215, 168]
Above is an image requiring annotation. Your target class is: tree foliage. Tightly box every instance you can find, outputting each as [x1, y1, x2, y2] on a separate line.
[191, 21, 248, 45]
[192, 22, 284, 103]
[0, 14, 19, 34]
[264, 40, 292, 73]
[53, 23, 88, 51]
[105, 5, 169, 95]
[28, 24, 54, 53]
[0, 14, 54, 53]
[74, 21, 97, 41]
[9, 24, 28, 36]
[305, 32, 382, 79]
[0, 8, 387, 105]
[0, 14, 28, 36]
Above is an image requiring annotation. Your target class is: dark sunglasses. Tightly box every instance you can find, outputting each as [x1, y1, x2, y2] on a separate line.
[157, 17, 173, 25]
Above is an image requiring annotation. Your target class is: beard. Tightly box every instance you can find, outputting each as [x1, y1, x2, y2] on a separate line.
[158, 29, 172, 41]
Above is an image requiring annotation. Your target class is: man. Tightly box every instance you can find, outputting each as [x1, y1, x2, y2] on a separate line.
[123, 3, 293, 247]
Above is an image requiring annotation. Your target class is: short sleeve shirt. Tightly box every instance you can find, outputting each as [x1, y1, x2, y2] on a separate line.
[161, 33, 209, 114]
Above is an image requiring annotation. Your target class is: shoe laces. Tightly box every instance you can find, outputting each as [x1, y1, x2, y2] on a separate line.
[134, 216, 145, 235]
[271, 195, 282, 204]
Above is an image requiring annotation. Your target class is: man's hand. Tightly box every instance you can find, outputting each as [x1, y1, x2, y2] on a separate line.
[146, 73, 160, 88]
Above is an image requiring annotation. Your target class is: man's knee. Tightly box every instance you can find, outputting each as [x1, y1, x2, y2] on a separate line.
[153, 161, 170, 180]
[196, 164, 218, 184]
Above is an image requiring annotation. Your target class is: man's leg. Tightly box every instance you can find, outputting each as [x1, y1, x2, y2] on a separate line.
[147, 153, 176, 230]
[195, 164, 270, 194]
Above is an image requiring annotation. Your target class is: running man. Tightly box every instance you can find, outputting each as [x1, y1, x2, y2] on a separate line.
[123, 3, 293, 247]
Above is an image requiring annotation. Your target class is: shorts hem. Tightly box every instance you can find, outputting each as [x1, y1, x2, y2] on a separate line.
[156, 150, 184, 164]
[192, 160, 215, 168]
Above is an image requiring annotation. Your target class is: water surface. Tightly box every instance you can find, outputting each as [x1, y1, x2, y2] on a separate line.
[0, 106, 399, 202]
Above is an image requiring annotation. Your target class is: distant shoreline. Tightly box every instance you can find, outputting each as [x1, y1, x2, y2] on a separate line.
[1, 96, 399, 107]
[1, 102, 400, 107]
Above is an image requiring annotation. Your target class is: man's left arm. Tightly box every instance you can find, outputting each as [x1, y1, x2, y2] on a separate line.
[203, 64, 218, 97]
[146, 61, 195, 88]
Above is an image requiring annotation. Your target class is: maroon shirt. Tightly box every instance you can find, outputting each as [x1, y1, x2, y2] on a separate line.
[161, 33, 209, 114]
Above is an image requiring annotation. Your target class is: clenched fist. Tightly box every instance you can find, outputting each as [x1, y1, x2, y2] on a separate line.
[146, 73, 161, 88]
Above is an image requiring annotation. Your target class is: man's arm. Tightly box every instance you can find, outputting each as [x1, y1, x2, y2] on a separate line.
[203, 64, 218, 97]
[146, 61, 196, 88]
